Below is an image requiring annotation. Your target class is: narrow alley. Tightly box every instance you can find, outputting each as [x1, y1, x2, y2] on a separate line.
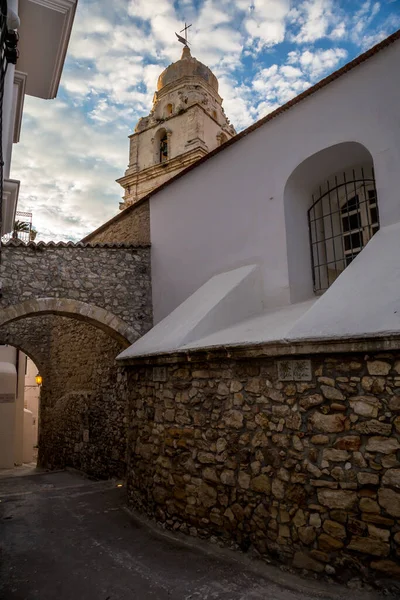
[0, 469, 384, 600]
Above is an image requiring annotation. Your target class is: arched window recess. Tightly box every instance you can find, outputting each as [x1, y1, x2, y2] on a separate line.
[308, 166, 379, 294]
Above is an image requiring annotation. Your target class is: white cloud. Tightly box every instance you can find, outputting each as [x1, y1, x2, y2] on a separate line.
[288, 47, 348, 79]
[10, 0, 399, 243]
[289, 0, 345, 43]
[244, 0, 291, 51]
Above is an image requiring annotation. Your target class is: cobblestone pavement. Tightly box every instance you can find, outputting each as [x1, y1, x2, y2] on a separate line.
[0, 470, 382, 600]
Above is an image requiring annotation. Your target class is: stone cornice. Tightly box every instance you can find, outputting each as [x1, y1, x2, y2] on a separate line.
[117, 146, 209, 188]
[131, 102, 231, 138]
[117, 334, 400, 365]
[155, 75, 222, 104]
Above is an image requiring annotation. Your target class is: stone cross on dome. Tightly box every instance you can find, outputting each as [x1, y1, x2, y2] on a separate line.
[175, 22, 192, 47]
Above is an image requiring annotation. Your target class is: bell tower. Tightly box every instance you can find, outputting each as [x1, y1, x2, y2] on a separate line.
[117, 43, 236, 210]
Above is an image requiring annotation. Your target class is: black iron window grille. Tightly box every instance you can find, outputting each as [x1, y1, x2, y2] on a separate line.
[307, 167, 379, 294]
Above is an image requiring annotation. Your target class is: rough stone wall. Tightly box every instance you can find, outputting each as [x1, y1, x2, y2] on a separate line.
[0, 313, 129, 479]
[0, 244, 152, 331]
[126, 352, 400, 583]
[38, 316, 127, 478]
[0, 316, 52, 373]
[83, 201, 150, 245]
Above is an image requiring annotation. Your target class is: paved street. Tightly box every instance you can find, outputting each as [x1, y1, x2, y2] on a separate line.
[0, 469, 382, 600]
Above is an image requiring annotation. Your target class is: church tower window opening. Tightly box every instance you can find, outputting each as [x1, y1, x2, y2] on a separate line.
[165, 103, 173, 117]
[159, 131, 169, 163]
[308, 167, 379, 294]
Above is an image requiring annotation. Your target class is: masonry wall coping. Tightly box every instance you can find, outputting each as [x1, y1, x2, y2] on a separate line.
[2, 240, 150, 249]
[117, 333, 400, 366]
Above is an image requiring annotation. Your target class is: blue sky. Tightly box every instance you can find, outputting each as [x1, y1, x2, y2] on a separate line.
[12, 0, 400, 241]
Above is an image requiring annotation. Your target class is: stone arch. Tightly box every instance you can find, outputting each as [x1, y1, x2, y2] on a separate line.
[155, 127, 171, 164]
[0, 298, 138, 347]
[283, 141, 375, 303]
[164, 102, 173, 117]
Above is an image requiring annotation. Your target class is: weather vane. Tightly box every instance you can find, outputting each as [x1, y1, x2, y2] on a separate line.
[175, 22, 192, 47]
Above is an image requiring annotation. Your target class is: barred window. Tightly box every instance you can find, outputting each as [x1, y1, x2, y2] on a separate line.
[308, 168, 379, 293]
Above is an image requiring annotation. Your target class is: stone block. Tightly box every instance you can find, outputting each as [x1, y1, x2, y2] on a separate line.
[220, 469, 236, 486]
[366, 437, 400, 454]
[317, 489, 357, 510]
[323, 519, 346, 539]
[224, 410, 243, 429]
[311, 434, 329, 445]
[357, 472, 379, 486]
[359, 497, 380, 513]
[367, 524, 390, 541]
[238, 471, 250, 489]
[300, 394, 324, 410]
[381, 468, 400, 489]
[370, 560, 400, 578]
[298, 527, 316, 546]
[390, 397, 400, 411]
[378, 488, 400, 517]
[322, 449, 350, 462]
[320, 385, 344, 401]
[293, 552, 324, 573]
[333, 436, 361, 451]
[251, 474, 271, 494]
[349, 396, 380, 418]
[367, 361, 391, 376]
[348, 536, 390, 557]
[309, 412, 345, 433]
[318, 533, 344, 551]
[354, 420, 392, 435]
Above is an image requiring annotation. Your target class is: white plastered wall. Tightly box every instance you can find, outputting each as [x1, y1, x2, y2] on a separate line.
[0, 361, 17, 468]
[24, 356, 39, 445]
[149, 41, 400, 324]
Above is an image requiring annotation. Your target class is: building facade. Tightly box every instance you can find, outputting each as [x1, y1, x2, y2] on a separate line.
[0, 0, 77, 468]
[117, 45, 236, 210]
[1, 0, 78, 236]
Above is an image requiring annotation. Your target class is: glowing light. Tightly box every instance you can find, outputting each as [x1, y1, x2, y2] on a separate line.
[35, 373, 43, 386]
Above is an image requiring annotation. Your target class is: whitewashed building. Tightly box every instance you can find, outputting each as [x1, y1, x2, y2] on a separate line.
[0, 0, 77, 468]
[118, 30, 400, 360]
[1, 0, 77, 235]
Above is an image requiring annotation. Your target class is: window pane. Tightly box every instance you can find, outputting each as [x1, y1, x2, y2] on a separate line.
[345, 252, 360, 266]
[342, 212, 361, 232]
[341, 194, 359, 213]
[368, 189, 377, 203]
[344, 232, 362, 251]
[370, 207, 378, 224]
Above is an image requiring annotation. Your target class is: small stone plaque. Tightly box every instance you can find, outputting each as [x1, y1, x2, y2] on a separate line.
[83, 429, 90, 443]
[153, 366, 167, 382]
[0, 393, 15, 403]
[277, 360, 312, 382]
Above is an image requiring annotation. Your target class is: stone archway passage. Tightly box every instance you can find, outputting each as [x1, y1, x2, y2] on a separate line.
[0, 298, 137, 346]
[0, 241, 153, 341]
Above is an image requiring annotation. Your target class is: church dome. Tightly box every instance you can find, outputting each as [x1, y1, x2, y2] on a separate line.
[157, 46, 219, 93]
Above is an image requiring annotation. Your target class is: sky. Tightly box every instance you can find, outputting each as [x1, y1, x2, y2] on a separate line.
[12, 0, 400, 242]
